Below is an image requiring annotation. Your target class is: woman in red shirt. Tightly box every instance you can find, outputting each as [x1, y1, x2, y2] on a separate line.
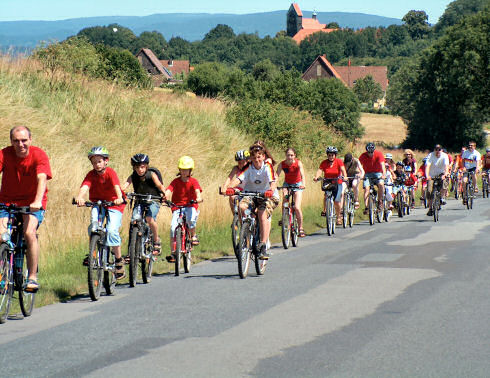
[276, 147, 306, 237]
[313, 146, 347, 225]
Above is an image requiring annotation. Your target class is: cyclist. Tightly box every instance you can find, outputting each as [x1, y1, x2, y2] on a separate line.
[482, 147, 490, 176]
[417, 157, 428, 201]
[461, 141, 481, 201]
[402, 149, 417, 174]
[313, 146, 347, 226]
[75, 147, 126, 280]
[425, 144, 449, 215]
[0, 126, 52, 293]
[276, 147, 306, 237]
[253, 140, 276, 166]
[404, 165, 418, 208]
[359, 143, 386, 214]
[451, 147, 466, 194]
[384, 153, 395, 210]
[225, 144, 279, 260]
[393, 161, 408, 204]
[222, 150, 250, 214]
[121, 154, 165, 255]
[164, 156, 203, 263]
[343, 153, 365, 209]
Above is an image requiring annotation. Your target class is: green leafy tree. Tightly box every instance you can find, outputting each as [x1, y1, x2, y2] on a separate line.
[326, 22, 340, 29]
[167, 37, 194, 60]
[402, 10, 430, 40]
[435, 0, 488, 33]
[132, 31, 168, 58]
[77, 24, 137, 50]
[203, 24, 236, 42]
[353, 75, 383, 104]
[186, 62, 230, 97]
[252, 59, 280, 81]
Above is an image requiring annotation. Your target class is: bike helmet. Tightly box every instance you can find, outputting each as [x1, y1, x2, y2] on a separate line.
[88, 146, 109, 159]
[326, 146, 338, 154]
[396, 161, 404, 167]
[404, 165, 412, 172]
[365, 143, 375, 153]
[422, 157, 428, 163]
[486, 147, 490, 152]
[131, 153, 149, 166]
[178, 156, 194, 170]
[234, 150, 250, 161]
[385, 153, 393, 160]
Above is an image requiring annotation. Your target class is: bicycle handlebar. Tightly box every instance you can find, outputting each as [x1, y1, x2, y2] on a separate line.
[126, 192, 164, 202]
[0, 203, 41, 215]
[164, 200, 199, 208]
[219, 187, 267, 198]
[71, 198, 124, 207]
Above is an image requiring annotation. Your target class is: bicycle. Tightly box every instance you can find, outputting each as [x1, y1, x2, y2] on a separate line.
[462, 171, 475, 210]
[165, 201, 196, 277]
[0, 204, 38, 324]
[430, 174, 444, 222]
[406, 185, 416, 215]
[226, 190, 268, 279]
[482, 170, 489, 198]
[366, 177, 384, 225]
[392, 180, 405, 218]
[343, 177, 356, 228]
[321, 178, 341, 236]
[278, 186, 303, 248]
[126, 193, 162, 287]
[73, 199, 118, 301]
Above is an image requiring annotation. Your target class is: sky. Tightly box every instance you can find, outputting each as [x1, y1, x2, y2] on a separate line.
[0, 0, 454, 24]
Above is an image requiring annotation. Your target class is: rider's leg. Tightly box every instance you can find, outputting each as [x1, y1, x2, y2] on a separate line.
[293, 190, 304, 230]
[352, 178, 360, 203]
[228, 195, 235, 215]
[106, 209, 123, 260]
[258, 209, 269, 244]
[23, 214, 40, 281]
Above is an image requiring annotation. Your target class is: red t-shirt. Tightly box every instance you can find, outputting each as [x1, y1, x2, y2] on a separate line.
[319, 158, 344, 184]
[0, 146, 52, 208]
[166, 177, 202, 211]
[81, 167, 125, 213]
[280, 159, 302, 184]
[359, 151, 385, 173]
[404, 173, 417, 187]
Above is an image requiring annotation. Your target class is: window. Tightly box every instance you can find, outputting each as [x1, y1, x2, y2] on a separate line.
[316, 65, 321, 77]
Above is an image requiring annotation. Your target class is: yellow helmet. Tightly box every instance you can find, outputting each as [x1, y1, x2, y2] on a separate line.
[178, 156, 194, 170]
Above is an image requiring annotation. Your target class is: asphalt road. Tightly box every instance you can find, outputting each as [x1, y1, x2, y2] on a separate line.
[1, 196, 489, 377]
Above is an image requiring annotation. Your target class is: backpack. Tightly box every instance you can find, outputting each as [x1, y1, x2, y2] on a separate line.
[148, 167, 164, 193]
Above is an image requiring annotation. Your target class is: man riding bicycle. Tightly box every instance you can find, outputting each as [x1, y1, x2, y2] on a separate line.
[359, 143, 386, 214]
[461, 141, 481, 202]
[425, 144, 449, 215]
[343, 153, 365, 210]
[0, 126, 52, 293]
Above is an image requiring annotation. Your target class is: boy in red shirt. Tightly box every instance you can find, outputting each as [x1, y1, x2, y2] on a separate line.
[165, 156, 203, 263]
[403, 165, 418, 208]
[75, 147, 126, 280]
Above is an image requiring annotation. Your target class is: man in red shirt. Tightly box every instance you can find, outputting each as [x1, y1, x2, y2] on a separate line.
[359, 143, 386, 214]
[0, 126, 52, 292]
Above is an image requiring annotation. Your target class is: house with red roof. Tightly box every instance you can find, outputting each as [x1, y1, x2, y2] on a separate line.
[160, 59, 191, 78]
[287, 3, 337, 44]
[135, 48, 172, 86]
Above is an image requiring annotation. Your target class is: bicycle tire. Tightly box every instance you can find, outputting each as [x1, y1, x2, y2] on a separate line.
[87, 234, 103, 301]
[406, 195, 411, 215]
[482, 179, 487, 198]
[237, 221, 252, 279]
[128, 226, 138, 287]
[18, 252, 34, 317]
[326, 197, 333, 236]
[231, 213, 240, 255]
[465, 183, 471, 209]
[368, 194, 375, 225]
[174, 227, 182, 276]
[291, 212, 299, 247]
[254, 248, 267, 276]
[433, 193, 439, 222]
[103, 247, 116, 296]
[141, 227, 154, 283]
[0, 244, 13, 323]
[183, 232, 192, 274]
[348, 198, 355, 227]
[376, 193, 384, 223]
[342, 194, 349, 228]
[281, 207, 291, 249]
[397, 192, 403, 218]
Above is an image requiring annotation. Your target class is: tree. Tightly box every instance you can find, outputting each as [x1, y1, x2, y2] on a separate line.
[326, 22, 340, 29]
[167, 37, 193, 60]
[391, 8, 489, 150]
[186, 62, 230, 97]
[132, 31, 168, 58]
[77, 24, 137, 50]
[203, 24, 235, 42]
[353, 75, 383, 104]
[435, 0, 488, 33]
[402, 10, 430, 40]
[252, 59, 280, 81]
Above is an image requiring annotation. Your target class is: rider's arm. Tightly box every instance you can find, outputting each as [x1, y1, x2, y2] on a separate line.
[425, 163, 431, 180]
[313, 168, 323, 181]
[150, 172, 166, 195]
[76, 185, 90, 206]
[120, 175, 132, 193]
[340, 165, 348, 180]
[227, 176, 242, 189]
[194, 189, 203, 203]
[298, 160, 306, 188]
[276, 164, 283, 178]
[30, 172, 47, 211]
[113, 185, 124, 205]
[381, 159, 386, 179]
[357, 159, 365, 178]
[223, 166, 238, 189]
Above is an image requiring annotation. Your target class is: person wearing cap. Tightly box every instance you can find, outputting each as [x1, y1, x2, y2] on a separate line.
[425, 144, 450, 215]
[461, 141, 481, 199]
[222, 150, 250, 215]
[343, 153, 364, 209]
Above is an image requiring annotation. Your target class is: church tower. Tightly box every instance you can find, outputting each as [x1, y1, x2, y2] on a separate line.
[287, 3, 303, 37]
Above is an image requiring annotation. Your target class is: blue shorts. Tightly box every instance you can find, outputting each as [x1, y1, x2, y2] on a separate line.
[132, 202, 160, 221]
[363, 172, 384, 188]
[282, 181, 304, 191]
[0, 209, 45, 227]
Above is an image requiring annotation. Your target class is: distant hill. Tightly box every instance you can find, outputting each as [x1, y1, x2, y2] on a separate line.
[0, 11, 401, 52]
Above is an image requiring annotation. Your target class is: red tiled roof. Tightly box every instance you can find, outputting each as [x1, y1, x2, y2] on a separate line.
[301, 18, 326, 29]
[301, 54, 346, 84]
[292, 28, 336, 43]
[138, 48, 172, 79]
[333, 66, 389, 91]
[160, 60, 190, 76]
[292, 3, 302, 17]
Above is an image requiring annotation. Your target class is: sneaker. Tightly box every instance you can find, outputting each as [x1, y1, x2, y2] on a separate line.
[166, 254, 176, 263]
[258, 243, 269, 260]
[441, 199, 447, 205]
[427, 210, 433, 216]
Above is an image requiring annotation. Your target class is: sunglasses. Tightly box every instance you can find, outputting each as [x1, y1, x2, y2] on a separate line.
[435, 148, 442, 151]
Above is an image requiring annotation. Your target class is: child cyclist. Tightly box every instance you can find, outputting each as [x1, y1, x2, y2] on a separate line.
[276, 147, 306, 237]
[225, 144, 279, 259]
[121, 153, 165, 255]
[222, 150, 250, 214]
[165, 156, 203, 263]
[75, 147, 126, 280]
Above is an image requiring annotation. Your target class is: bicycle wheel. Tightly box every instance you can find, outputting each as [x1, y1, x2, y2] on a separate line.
[326, 197, 333, 236]
[183, 232, 192, 274]
[237, 221, 252, 279]
[0, 244, 13, 323]
[281, 207, 291, 249]
[103, 248, 116, 296]
[482, 179, 487, 198]
[231, 212, 240, 255]
[18, 252, 35, 317]
[469, 184, 474, 209]
[254, 247, 267, 276]
[128, 226, 139, 288]
[348, 197, 355, 227]
[397, 192, 404, 218]
[406, 195, 411, 215]
[433, 193, 439, 222]
[342, 195, 349, 228]
[465, 183, 471, 209]
[291, 212, 299, 247]
[87, 234, 103, 301]
[368, 194, 375, 225]
[174, 227, 182, 276]
[141, 238, 153, 284]
[376, 194, 384, 223]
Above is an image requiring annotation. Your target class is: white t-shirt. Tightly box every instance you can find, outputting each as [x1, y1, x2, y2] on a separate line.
[461, 149, 481, 169]
[427, 152, 449, 177]
[238, 162, 279, 198]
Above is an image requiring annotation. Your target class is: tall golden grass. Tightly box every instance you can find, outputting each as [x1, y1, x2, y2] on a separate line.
[0, 56, 327, 268]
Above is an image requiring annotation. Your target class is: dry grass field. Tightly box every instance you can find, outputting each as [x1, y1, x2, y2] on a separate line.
[360, 113, 407, 147]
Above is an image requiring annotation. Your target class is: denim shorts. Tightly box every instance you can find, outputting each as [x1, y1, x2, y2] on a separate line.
[363, 172, 384, 188]
[282, 181, 304, 191]
[0, 209, 45, 227]
[132, 202, 160, 221]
